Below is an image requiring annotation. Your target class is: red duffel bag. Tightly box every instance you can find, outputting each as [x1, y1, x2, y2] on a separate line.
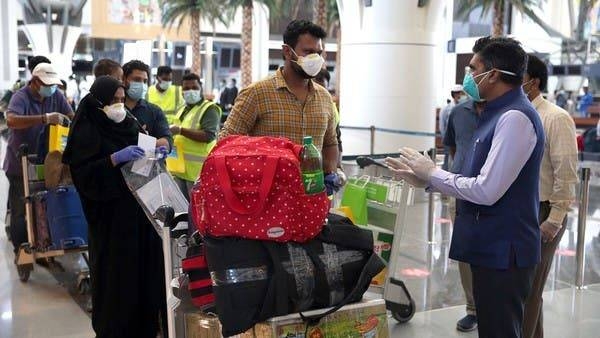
[190, 135, 330, 243]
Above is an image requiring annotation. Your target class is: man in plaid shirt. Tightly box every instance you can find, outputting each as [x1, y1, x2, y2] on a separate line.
[220, 20, 339, 175]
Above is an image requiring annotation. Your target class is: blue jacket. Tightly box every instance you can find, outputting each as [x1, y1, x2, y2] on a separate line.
[449, 88, 545, 269]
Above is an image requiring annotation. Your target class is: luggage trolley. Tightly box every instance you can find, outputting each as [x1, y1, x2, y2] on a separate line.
[120, 159, 191, 338]
[14, 143, 90, 292]
[340, 155, 416, 323]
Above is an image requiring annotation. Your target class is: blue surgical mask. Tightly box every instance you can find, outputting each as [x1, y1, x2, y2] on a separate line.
[183, 90, 202, 105]
[127, 81, 148, 100]
[463, 68, 517, 102]
[39, 84, 57, 98]
[158, 80, 171, 91]
[463, 71, 490, 102]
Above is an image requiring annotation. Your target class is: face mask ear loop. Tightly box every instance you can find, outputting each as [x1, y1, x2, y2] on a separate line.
[284, 44, 299, 60]
[475, 70, 492, 87]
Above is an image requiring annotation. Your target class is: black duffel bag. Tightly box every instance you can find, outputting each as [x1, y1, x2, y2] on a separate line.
[203, 214, 386, 336]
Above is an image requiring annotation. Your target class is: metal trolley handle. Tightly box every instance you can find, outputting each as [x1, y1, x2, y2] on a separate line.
[355, 156, 390, 169]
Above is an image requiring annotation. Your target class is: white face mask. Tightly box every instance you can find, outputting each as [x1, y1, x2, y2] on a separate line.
[285, 44, 325, 77]
[522, 79, 535, 97]
[103, 103, 127, 123]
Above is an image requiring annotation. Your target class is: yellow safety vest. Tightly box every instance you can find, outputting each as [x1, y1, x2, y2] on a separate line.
[168, 100, 221, 182]
[147, 85, 183, 124]
[332, 101, 340, 125]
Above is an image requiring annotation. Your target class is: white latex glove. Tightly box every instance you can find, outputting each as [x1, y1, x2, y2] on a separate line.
[336, 168, 347, 186]
[384, 157, 429, 188]
[398, 147, 436, 181]
[540, 221, 561, 243]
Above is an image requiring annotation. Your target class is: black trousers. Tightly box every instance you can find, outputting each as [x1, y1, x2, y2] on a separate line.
[471, 256, 536, 338]
[8, 174, 26, 254]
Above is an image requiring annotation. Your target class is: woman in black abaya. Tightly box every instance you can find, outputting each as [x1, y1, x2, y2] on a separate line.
[63, 76, 166, 338]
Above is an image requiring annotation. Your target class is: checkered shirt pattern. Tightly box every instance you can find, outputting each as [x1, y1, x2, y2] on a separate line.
[220, 68, 338, 150]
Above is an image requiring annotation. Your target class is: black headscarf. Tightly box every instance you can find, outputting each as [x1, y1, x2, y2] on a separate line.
[63, 76, 141, 166]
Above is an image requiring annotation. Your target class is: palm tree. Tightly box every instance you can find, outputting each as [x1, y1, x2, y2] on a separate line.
[313, 0, 327, 28]
[224, 0, 279, 88]
[456, 0, 569, 39]
[160, 0, 225, 75]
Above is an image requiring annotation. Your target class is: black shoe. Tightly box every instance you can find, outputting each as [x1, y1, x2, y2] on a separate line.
[456, 314, 477, 332]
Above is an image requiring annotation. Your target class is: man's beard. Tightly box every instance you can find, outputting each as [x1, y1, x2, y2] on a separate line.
[291, 61, 314, 79]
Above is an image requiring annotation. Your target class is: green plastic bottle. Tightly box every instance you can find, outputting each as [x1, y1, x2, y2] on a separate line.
[300, 136, 325, 194]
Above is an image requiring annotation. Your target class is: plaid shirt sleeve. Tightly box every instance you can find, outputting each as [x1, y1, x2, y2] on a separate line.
[323, 104, 338, 147]
[219, 86, 258, 139]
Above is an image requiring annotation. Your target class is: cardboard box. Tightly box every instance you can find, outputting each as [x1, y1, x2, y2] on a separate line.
[185, 312, 222, 338]
[358, 224, 393, 286]
[241, 299, 389, 338]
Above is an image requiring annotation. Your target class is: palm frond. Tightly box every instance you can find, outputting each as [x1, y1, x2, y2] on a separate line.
[326, 0, 339, 25]
[223, 0, 282, 22]
[511, 0, 571, 40]
[160, 0, 226, 29]
[455, 0, 495, 21]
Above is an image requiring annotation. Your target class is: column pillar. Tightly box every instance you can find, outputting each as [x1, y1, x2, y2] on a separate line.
[337, 0, 445, 154]
[0, 0, 19, 88]
[19, 1, 86, 80]
[251, 1, 269, 83]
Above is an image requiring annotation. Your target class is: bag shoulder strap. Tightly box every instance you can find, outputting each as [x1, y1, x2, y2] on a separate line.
[299, 252, 385, 325]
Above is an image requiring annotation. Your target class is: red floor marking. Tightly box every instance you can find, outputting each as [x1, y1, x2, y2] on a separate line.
[556, 249, 576, 257]
[436, 218, 452, 224]
[400, 268, 431, 278]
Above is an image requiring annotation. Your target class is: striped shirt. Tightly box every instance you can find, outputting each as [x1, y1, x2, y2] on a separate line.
[532, 94, 578, 225]
[219, 68, 338, 150]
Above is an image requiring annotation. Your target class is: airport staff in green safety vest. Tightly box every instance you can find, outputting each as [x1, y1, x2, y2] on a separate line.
[168, 72, 221, 199]
[148, 65, 183, 124]
[314, 67, 343, 165]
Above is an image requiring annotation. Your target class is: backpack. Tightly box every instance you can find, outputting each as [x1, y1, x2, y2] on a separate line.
[190, 135, 330, 243]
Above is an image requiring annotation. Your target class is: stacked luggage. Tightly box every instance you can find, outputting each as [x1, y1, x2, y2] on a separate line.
[30, 150, 88, 251]
[187, 136, 387, 336]
[15, 141, 89, 283]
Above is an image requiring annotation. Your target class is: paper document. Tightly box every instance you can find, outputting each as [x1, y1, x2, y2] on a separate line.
[138, 132, 157, 155]
[132, 133, 157, 176]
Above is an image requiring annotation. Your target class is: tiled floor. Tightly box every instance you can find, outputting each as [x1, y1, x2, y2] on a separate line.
[1, 149, 600, 337]
[389, 190, 600, 314]
[0, 205, 93, 337]
[390, 284, 600, 338]
[387, 192, 600, 337]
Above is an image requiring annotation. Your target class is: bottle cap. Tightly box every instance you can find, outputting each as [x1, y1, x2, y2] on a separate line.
[303, 136, 313, 145]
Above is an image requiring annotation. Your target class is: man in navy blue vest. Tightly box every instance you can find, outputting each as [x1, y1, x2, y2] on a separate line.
[386, 36, 545, 338]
